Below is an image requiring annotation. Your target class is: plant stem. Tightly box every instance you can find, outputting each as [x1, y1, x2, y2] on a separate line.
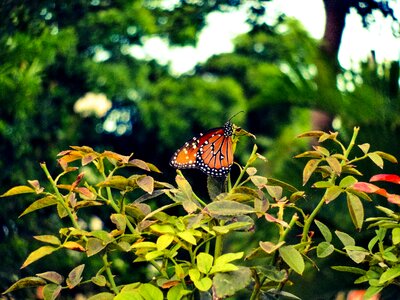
[40, 163, 81, 231]
[214, 221, 225, 259]
[342, 127, 359, 163]
[301, 127, 360, 246]
[232, 145, 257, 190]
[103, 253, 119, 294]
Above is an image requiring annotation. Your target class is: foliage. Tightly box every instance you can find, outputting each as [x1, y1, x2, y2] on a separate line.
[2, 126, 400, 299]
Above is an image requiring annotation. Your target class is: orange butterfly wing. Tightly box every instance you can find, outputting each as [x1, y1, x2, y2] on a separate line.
[170, 122, 234, 177]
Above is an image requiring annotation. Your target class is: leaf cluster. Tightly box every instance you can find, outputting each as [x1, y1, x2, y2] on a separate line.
[2, 127, 400, 299]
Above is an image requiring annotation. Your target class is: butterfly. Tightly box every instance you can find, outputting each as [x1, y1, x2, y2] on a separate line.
[170, 121, 235, 177]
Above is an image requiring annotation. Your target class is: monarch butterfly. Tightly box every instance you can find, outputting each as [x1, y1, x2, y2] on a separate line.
[169, 121, 235, 177]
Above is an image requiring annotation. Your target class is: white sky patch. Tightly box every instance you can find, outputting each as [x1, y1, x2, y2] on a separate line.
[128, 0, 399, 74]
[339, 8, 400, 69]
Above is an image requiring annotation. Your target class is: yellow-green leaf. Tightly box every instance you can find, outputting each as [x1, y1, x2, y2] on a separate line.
[302, 159, 320, 185]
[3, 276, 46, 294]
[21, 246, 57, 269]
[1, 185, 35, 197]
[322, 186, 343, 203]
[347, 193, 364, 231]
[326, 157, 341, 175]
[157, 234, 174, 251]
[34, 235, 61, 245]
[19, 196, 58, 217]
[368, 152, 384, 169]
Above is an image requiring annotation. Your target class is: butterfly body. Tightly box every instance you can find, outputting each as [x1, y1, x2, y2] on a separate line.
[170, 121, 234, 177]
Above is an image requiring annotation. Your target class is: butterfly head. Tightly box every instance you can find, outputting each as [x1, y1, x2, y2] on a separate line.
[223, 121, 233, 137]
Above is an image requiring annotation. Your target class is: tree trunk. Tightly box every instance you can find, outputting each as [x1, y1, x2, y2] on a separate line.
[312, 0, 350, 131]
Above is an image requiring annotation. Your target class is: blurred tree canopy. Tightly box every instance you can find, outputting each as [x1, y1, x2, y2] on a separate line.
[0, 0, 399, 298]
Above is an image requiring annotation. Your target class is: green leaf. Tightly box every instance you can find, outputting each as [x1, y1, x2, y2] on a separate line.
[193, 276, 212, 292]
[335, 230, 355, 247]
[21, 246, 57, 269]
[302, 159, 320, 185]
[167, 284, 191, 300]
[214, 252, 243, 266]
[312, 181, 333, 188]
[66, 264, 85, 289]
[322, 186, 343, 203]
[145, 250, 164, 261]
[87, 292, 115, 300]
[257, 266, 287, 282]
[331, 266, 366, 275]
[177, 230, 197, 245]
[91, 275, 107, 287]
[213, 267, 252, 298]
[393, 228, 400, 245]
[314, 220, 332, 242]
[346, 192, 364, 230]
[138, 283, 163, 300]
[344, 246, 368, 263]
[278, 245, 305, 275]
[316, 242, 334, 258]
[197, 252, 214, 274]
[368, 236, 379, 252]
[43, 283, 62, 300]
[339, 176, 358, 188]
[3, 276, 46, 294]
[114, 291, 144, 300]
[150, 224, 176, 235]
[1, 185, 36, 197]
[205, 200, 254, 217]
[19, 196, 58, 217]
[364, 286, 384, 300]
[131, 241, 157, 249]
[156, 234, 174, 251]
[213, 221, 253, 233]
[368, 152, 384, 169]
[210, 263, 238, 274]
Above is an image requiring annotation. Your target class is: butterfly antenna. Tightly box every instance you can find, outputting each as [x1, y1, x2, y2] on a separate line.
[228, 111, 244, 122]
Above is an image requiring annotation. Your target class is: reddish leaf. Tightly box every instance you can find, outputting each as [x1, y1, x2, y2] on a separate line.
[36, 271, 64, 284]
[387, 194, 400, 205]
[265, 213, 289, 227]
[137, 175, 154, 194]
[370, 174, 400, 184]
[66, 264, 85, 289]
[129, 158, 151, 171]
[103, 151, 130, 164]
[63, 241, 85, 252]
[352, 182, 388, 197]
[75, 187, 96, 200]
